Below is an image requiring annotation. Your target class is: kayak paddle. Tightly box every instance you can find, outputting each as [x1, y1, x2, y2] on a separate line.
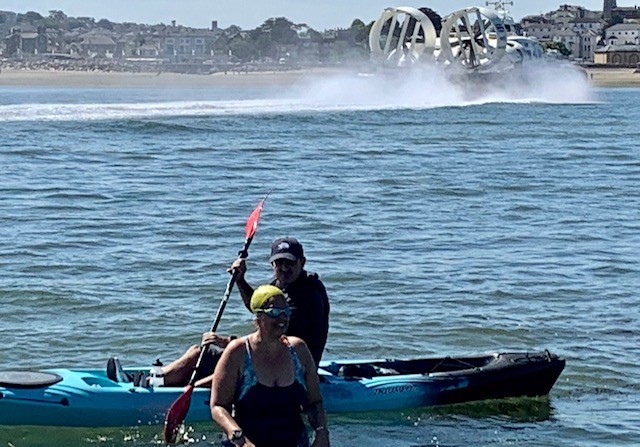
[163, 194, 268, 444]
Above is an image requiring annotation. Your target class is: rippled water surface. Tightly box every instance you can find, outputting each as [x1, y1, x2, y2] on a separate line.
[1, 70, 639, 446]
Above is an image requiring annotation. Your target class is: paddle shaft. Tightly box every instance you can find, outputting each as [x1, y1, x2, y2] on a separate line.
[186, 236, 253, 387]
[163, 195, 267, 444]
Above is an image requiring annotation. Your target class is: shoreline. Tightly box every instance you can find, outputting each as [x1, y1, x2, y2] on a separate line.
[1, 67, 639, 88]
[0, 68, 338, 88]
[582, 67, 640, 87]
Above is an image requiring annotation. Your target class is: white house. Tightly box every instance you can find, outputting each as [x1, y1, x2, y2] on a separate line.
[579, 30, 600, 61]
[605, 23, 640, 45]
[552, 28, 597, 61]
[555, 28, 581, 55]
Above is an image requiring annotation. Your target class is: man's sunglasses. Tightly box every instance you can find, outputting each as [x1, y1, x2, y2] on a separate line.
[271, 259, 297, 268]
[256, 306, 292, 318]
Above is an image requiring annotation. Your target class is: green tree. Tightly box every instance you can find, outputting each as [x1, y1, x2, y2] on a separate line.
[225, 25, 242, 34]
[97, 19, 114, 30]
[67, 19, 86, 30]
[229, 34, 255, 61]
[17, 11, 44, 24]
[545, 41, 571, 57]
[308, 29, 323, 43]
[258, 17, 298, 45]
[250, 29, 272, 59]
[350, 19, 371, 45]
[48, 10, 67, 21]
[42, 17, 62, 29]
[350, 18, 366, 31]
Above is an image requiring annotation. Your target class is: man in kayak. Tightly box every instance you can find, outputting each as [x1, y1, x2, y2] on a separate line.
[162, 237, 330, 386]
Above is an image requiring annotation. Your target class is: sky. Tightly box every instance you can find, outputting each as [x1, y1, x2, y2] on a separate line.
[0, 1, 612, 30]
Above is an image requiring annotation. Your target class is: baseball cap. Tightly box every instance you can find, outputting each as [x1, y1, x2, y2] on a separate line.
[269, 237, 304, 263]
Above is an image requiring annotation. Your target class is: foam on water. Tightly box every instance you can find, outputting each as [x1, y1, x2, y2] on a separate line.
[294, 61, 594, 108]
[0, 63, 594, 122]
[0, 99, 292, 122]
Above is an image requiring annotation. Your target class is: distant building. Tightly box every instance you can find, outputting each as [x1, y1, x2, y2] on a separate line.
[569, 17, 605, 34]
[605, 0, 640, 23]
[138, 43, 160, 58]
[115, 33, 136, 58]
[161, 29, 217, 60]
[553, 5, 602, 24]
[604, 0, 618, 21]
[522, 17, 554, 42]
[550, 27, 599, 61]
[605, 22, 640, 44]
[594, 43, 640, 65]
[518, 4, 605, 61]
[555, 28, 582, 54]
[614, 7, 640, 22]
[4, 28, 47, 56]
[580, 30, 600, 60]
[79, 33, 117, 57]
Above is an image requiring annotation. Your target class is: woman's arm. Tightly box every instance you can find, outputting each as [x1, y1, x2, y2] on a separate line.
[210, 338, 254, 446]
[291, 337, 330, 447]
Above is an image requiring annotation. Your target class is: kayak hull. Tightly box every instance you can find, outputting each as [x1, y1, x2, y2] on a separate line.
[0, 351, 564, 427]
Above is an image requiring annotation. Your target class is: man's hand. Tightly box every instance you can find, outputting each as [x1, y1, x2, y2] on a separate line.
[228, 258, 247, 280]
[201, 332, 233, 348]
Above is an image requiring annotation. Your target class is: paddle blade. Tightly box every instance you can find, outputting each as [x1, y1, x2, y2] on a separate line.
[244, 198, 265, 239]
[163, 385, 194, 444]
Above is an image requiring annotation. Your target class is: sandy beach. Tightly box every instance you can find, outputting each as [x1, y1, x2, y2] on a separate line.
[0, 68, 342, 88]
[1, 67, 639, 88]
[583, 67, 640, 87]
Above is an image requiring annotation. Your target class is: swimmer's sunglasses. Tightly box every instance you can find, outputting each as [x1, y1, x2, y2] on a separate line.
[256, 306, 292, 318]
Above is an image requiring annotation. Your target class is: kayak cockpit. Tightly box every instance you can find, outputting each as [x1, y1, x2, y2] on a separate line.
[320, 354, 497, 379]
[320, 352, 562, 379]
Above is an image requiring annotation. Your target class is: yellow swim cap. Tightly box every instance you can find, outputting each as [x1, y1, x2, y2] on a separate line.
[250, 285, 284, 313]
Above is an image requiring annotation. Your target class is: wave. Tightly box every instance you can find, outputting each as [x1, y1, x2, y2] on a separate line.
[0, 99, 296, 122]
[0, 65, 595, 122]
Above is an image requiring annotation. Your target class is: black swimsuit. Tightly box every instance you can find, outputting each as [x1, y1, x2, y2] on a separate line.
[233, 337, 309, 447]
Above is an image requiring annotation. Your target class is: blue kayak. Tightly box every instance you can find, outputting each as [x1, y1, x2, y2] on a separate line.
[0, 351, 564, 427]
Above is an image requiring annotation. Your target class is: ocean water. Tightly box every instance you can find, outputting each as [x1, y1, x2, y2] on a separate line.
[1, 66, 639, 446]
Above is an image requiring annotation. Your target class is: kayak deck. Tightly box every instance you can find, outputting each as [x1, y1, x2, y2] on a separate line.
[0, 351, 565, 427]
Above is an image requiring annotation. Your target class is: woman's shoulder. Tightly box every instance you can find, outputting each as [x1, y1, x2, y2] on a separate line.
[284, 336, 318, 378]
[285, 336, 313, 361]
[224, 336, 248, 360]
[285, 335, 306, 347]
[228, 334, 248, 347]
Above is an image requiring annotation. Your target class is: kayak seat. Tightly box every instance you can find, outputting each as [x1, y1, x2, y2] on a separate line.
[106, 356, 133, 383]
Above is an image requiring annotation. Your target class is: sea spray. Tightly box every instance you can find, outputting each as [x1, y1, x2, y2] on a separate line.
[0, 64, 593, 123]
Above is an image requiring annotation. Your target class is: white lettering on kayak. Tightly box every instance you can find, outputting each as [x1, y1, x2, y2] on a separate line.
[373, 384, 415, 395]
